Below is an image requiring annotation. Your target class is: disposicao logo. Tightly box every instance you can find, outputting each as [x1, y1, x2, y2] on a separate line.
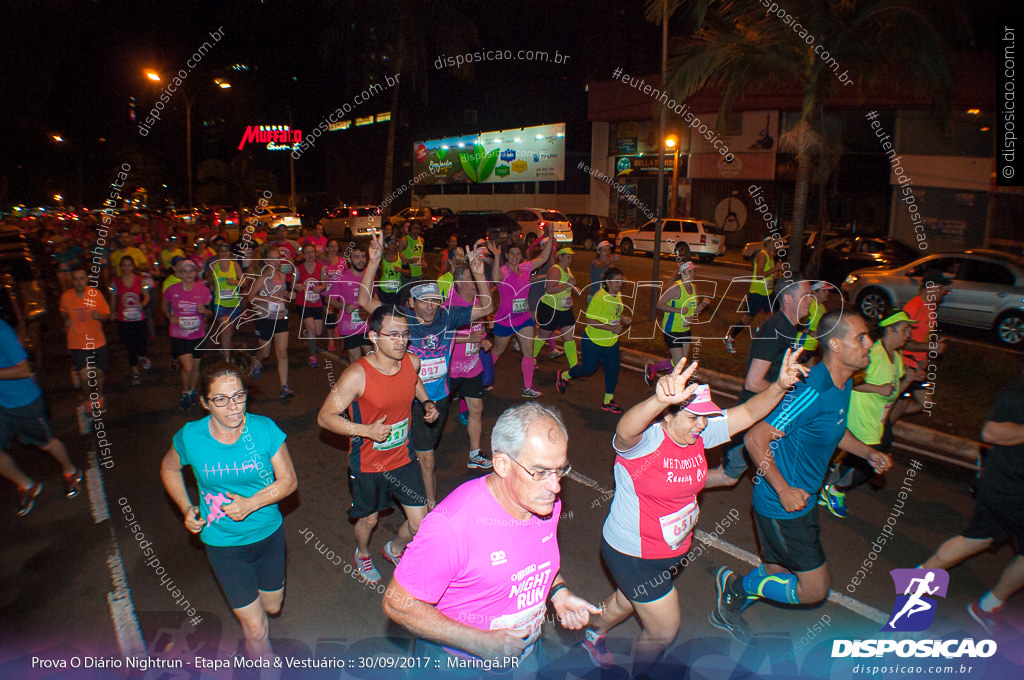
[832, 569, 997, 659]
[884, 568, 948, 632]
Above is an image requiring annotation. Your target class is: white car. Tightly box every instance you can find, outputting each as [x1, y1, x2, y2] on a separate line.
[505, 208, 573, 245]
[617, 219, 725, 262]
[261, 206, 302, 232]
[317, 206, 383, 239]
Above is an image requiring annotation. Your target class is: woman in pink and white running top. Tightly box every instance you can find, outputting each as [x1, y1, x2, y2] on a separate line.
[487, 238, 552, 399]
[246, 246, 295, 400]
[578, 352, 809, 674]
[295, 243, 326, 368]
[163, 259, 213, 410]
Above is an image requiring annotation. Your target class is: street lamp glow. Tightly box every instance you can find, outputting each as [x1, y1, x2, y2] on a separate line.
[53, 194, 62, 201]
[145, 70, 161, 81]
[664, 135, 679, 149]
[214, 78, 231, 89]
[51, 134, 64, 142]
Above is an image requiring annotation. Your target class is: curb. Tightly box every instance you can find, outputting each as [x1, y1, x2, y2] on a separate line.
[619, 347, 982, 470]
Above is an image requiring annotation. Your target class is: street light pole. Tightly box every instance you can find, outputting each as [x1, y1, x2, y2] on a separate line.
[650, 0, 668, 320]
[669, 143, 679, 217]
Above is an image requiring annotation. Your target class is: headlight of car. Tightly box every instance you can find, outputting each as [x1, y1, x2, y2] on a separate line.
[844, 274, 858, 286]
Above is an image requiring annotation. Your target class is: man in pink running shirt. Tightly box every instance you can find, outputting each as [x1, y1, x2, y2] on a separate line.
[383, 402, 601, 673]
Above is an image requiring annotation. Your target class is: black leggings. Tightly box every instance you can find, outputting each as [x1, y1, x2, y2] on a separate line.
[117, 320, 148, 367]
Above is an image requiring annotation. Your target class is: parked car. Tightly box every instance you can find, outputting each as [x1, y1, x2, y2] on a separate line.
[504, 208, 573, 245]
[566, 214, 620, 250]
[616, 218, 725, 261]
[317, 205, 383, 239]
[841, 249, 1024, 347]
[389, 206, 453, 228]
[0, 229, 46, 367]
[813, 237, 918, 288]
[260, 206, 302, 233]
[742, 229, 840, 260]
[204, 206, 241, 231]
[425, 211, 519, 250]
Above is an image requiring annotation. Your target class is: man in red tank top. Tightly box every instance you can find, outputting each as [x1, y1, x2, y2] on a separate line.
[317, 305, 439, 585]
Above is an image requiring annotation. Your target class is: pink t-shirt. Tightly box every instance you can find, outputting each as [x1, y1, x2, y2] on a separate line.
[395, 477, 561, 658]
[496, 263, 533, 327]
[301, 235, 328, 254]
[447, 288, 483, 379]
[164, 281, 212, 340]
[328, 268, 368, 336]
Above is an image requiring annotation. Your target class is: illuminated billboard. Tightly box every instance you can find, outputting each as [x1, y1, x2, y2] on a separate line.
[413, 122, 565, 185]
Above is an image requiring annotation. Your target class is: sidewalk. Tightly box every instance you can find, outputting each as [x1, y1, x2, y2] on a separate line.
[619, 347, 982, 471]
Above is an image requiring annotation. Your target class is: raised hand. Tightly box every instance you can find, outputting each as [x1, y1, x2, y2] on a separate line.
[368, 232, 383, 264]
[655, 358, 700, 405]
[775, 348, 810, 390]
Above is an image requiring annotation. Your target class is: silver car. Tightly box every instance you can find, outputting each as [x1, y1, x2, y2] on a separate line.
[841, 249, 1024, 347]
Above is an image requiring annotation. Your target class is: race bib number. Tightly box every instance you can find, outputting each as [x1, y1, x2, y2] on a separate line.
[411, 257, 423, 267]
[178, 315, 200, 331]
[350, 310, 362, 324]
[124, 307, 142, 322]
[280, 263, 293, 274]
[381, 279, 400, 292]
[560, 296, 572, 310]
[419, 357, 446, 383]
[266, 301, 283, 314]
[659, 501, 699, 551]
[219, 287, 236, 300]
[373, 417, 409, 451]
[512, 298, 529, 313]
[305, 289, 321, 303]
[466, 341, 480, 356]
[490, 603, 545, 649]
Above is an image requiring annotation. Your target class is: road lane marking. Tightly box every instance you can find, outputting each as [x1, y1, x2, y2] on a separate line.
[88, 449, 148, 657]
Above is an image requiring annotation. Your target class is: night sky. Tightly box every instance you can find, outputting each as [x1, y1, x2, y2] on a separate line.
[0, 0, 1014, 208]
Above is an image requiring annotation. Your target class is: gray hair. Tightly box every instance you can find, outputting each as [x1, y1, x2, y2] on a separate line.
[491, 403, 568, 460]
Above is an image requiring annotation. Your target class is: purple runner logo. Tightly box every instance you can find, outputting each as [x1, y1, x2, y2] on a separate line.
[883, 568, 949, 632]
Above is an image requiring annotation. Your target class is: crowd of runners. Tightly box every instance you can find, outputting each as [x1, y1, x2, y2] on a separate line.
[2, 212, 1022, 676]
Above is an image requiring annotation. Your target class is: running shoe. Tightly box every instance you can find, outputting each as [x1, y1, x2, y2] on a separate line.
[17, 482, 42, 517]
[353, 550, 381, 584]
[131, 374, 142, 386]
[458, 410, 469, 427]
[382, 540, 405, 567]
[710, 566, 754, 645]
[467, 452, 494, 469]
[556, 370, 569, 394]
[819, 484, 848, 518]
[580, 629, 615, 669]
[308, 356, 318, 368]
[281, 385, 295, 400]
[723, 336, 736, 354]
[189, 391, 199, 407]
[601, 401, 624, 414]
[549, 348, 565, 359]
[179, 392, 191, 411]
[644, 363, 657, 385]
[967, 602, 1002, 635]
[139, 356, 152, 371]
[521, 387, 543, 399]
[63, 469, 84, 498]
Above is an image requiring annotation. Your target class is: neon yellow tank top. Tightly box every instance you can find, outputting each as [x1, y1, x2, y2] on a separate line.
[540, 265, 573, 310]
[750, 251, 774, 295]
[663, 282, 698, 333]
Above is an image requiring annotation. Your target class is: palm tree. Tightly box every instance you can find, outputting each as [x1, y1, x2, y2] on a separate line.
[649, 0, 964, 270]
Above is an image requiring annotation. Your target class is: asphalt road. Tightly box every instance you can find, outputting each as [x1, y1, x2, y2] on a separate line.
[1, 263, 1022, 680]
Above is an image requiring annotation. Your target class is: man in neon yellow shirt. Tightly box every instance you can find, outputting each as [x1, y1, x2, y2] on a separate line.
[820, 309, 923, 517]
[725, 236, 784, 354]
[556, 268, 630, 413]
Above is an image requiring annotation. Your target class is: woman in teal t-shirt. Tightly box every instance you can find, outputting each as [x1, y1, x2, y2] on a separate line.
[160, 362, 297, 662]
